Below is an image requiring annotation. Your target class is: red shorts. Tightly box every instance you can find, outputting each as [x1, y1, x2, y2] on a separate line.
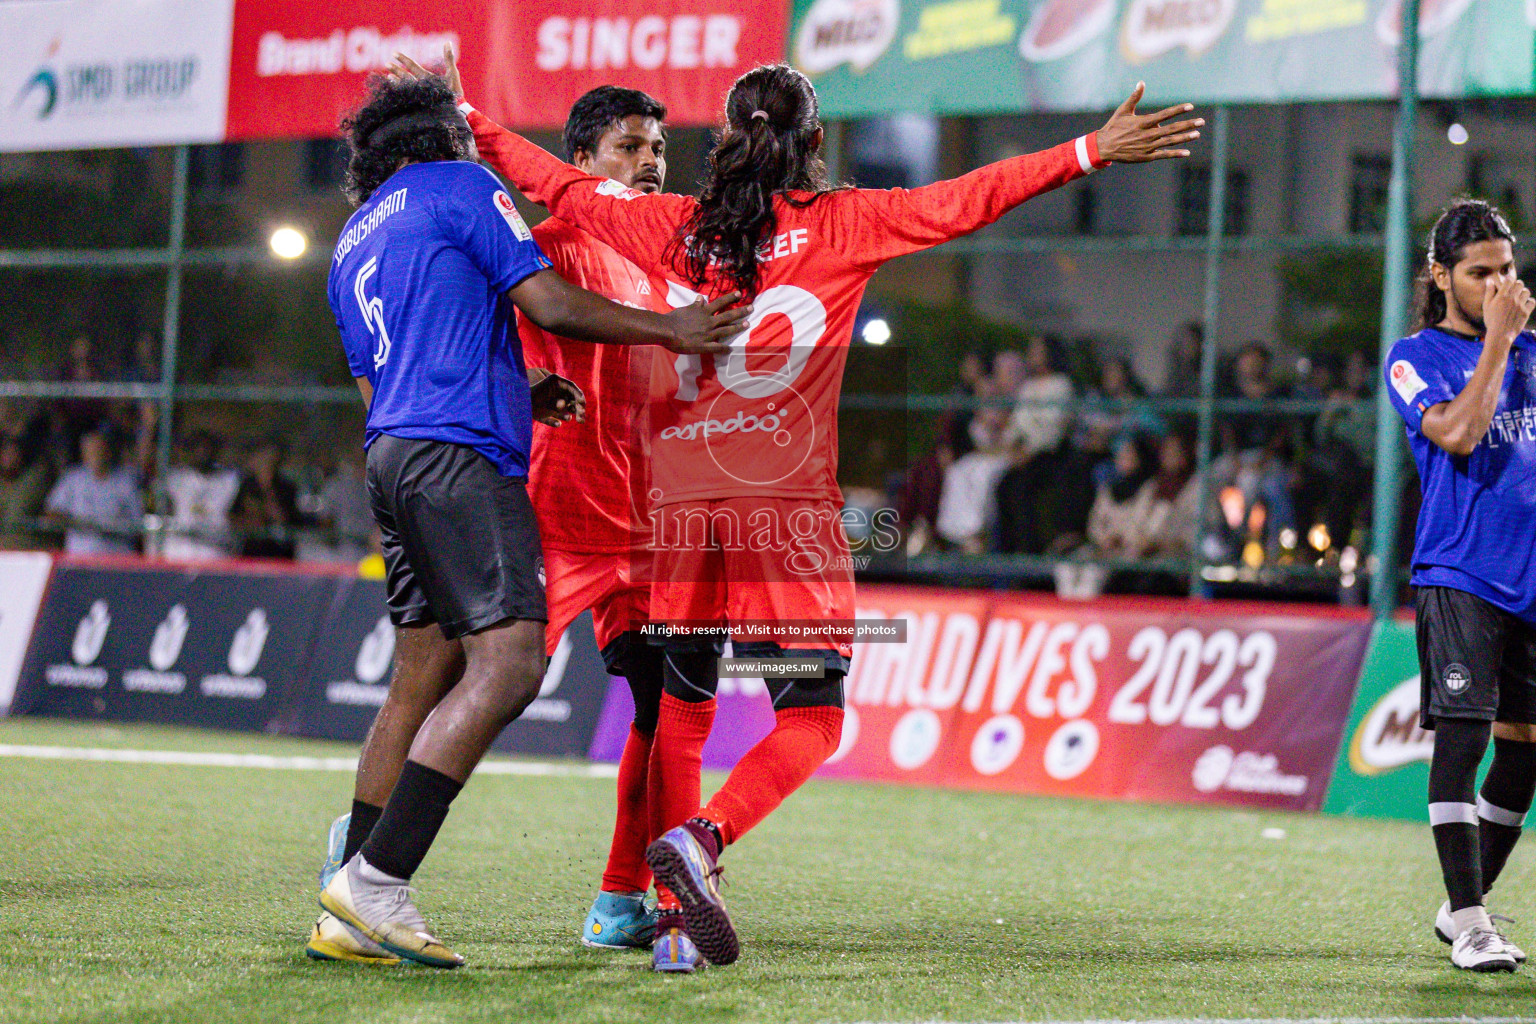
[648, 496, 855, 658]
[542, 546, 650, 656]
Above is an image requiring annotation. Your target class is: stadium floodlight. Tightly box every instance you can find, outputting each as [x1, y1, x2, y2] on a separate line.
[1447, 123, 1469, 145]
[862, 318, 891, 345]
[269, 226, 308, 260]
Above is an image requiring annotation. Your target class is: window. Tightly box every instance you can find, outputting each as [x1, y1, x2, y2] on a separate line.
[1349, 155, 1390, 233]
[189, 143, 245, 195]
[304, 139, 347, 192]
[1177, 166, 1248, 236]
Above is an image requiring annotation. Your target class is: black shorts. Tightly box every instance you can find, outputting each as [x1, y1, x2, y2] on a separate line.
[1416, 585, 1536, 729]
[366, 434, 546, 640]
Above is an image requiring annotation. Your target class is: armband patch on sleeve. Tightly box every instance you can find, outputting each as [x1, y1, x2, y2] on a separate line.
[493, 190, 532, 241]
[1389, 358, 1428, 404]
[596, 179, 644, 201]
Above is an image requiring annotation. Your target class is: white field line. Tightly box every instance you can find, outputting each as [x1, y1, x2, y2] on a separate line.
[850, 1019, 1536, 1024]
[0, 744, 618, 778]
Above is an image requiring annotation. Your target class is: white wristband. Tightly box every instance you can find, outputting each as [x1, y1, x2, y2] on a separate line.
[1075, 135, 1097, 174]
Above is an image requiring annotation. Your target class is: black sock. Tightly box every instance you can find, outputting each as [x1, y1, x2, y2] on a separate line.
[1479, 737, 1536, 894]
[359, 760, 463, 881]
[343, 800, 383, 864]
[1428, 717, 1492, 911]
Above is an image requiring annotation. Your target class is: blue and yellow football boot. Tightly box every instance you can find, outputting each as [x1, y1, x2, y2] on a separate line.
[305, 911, 401, 964]
[318, 813, 349, 890]
[580, 890, 657, 949]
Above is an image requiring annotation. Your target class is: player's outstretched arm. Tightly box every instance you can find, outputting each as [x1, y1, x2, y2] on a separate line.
[830, 82, 1201, 271]
[509, 269, 744, 355]
[1420, 276, 1533, 455]
[391, 49, 692, 276]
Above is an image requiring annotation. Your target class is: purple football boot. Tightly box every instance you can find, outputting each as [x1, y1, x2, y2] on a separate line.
[651, 910, 704, 973]
[645, 822, 739, 965]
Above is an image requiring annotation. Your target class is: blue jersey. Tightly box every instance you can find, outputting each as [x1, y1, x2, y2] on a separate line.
[327, 160, 551, 477]
[1386, 326, 1536, 620]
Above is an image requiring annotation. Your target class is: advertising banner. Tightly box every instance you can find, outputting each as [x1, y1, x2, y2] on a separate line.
[225, 0, 787, 139]
[791, 0, 1536, 117]
[0, 553, 53, 712]
[0, 0, 235, 153]
[1322, 618, 1468, 821]
[589, 584, 1372, 813]
[12, 562, 330, 733]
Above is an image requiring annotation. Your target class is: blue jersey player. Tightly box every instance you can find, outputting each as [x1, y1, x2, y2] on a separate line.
[310, 69, 746, 969]
[1386, 199, 1536, 974]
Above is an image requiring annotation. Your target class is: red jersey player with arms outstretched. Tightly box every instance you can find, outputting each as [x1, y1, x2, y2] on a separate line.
[397, 48, 1199, 968]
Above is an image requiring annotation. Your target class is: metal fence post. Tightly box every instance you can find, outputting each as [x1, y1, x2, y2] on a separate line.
[153, 145, 189, 531]
[1189, 104, 1230, 596]
[1369, 0, 1421, 618]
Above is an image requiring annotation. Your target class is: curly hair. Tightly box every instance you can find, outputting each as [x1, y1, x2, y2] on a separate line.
[674, 64, 839, 297]
[339, 73, 472, 205]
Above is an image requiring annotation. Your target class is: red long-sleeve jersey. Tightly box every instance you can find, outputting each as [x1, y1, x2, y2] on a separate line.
[520, 217, 662, 553]
[470, 106, 1105, 508]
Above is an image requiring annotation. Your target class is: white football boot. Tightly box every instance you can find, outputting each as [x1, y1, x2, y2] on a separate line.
[1435, 900, 1527, 963]
[1450, 926, 1518, 972]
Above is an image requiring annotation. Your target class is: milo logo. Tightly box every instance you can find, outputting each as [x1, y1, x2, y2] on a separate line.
[1349, 676, 1434, 776]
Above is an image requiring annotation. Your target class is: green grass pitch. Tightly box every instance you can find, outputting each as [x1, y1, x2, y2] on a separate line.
[5, 717, 1536, 1024]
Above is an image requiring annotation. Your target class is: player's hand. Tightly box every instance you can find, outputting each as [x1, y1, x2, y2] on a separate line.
[1095, 83, 1202, 164]
[1483, 275, 1535, 343]
[663, 292, 752, 355]
[390, 44, 464, 102]
[530, 372, 586, 425]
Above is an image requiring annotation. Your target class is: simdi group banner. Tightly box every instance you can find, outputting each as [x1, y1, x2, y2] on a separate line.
[1, 0, 788, 153]
[590, 584, 1373, 812]
[791, 0, 1536, 117]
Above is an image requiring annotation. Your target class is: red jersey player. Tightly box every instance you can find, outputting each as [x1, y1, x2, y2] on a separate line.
[516, 85, 699, 969]
[399, 48, 1199, 967]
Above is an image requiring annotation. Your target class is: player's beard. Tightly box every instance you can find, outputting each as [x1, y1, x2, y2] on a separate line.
[1450, 282, 1486, 335]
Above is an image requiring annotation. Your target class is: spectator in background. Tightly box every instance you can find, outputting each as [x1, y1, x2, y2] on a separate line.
[900, 351, 991, 552]
[1086, 435, 1155, 555]
[0, 433, 51, 549]
[1077, 355, 1161, 486]
[935, 377, 1011, 552]
[995, 336, 1086, 554]
[1218, 341, 1298, 548]
[162, 432, 241, 561]
[316, 450, 374, 561]
[232, 440, 300, 559]
[53, 335, 112, 454]
[44, 429, 142, 555]
[945, 351, 989, 459]
[1126, 431, 1200, 558]
[1161, 321, 1205, 399]
[1301, 349, 1375, 552]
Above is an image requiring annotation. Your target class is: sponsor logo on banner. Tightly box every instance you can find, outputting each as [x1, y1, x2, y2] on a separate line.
[1120, 0, 1237, 62]
[795, 0, 901, 73]
[0, 0, 233, 153]
[1019, 0, 1117, 63]
[970, 713, 1025, 775]
[1191, 745, 1308, 796]
[200, 609, 269, 700]
[255, 24, 458, 77]
[534, 14, 743, 71]
[0, 552, 51, 708]
[46, 600, 110, 689]
[903, 0, 1016, 61]
[1349, 675, 1433, 775]
[326, 614, 393, 707]
[123, 604, 190, 695]
[1043, 719, 1099, 780]
[890, 707, 943, 769]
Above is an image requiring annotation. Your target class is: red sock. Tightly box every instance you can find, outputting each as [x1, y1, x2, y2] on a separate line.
[701, 706, 844, 846]
[649, 693, 716, 907]
[600, 725, 653, 894]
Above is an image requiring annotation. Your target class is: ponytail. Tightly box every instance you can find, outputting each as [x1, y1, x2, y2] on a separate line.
[675, 64, 837, 296]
